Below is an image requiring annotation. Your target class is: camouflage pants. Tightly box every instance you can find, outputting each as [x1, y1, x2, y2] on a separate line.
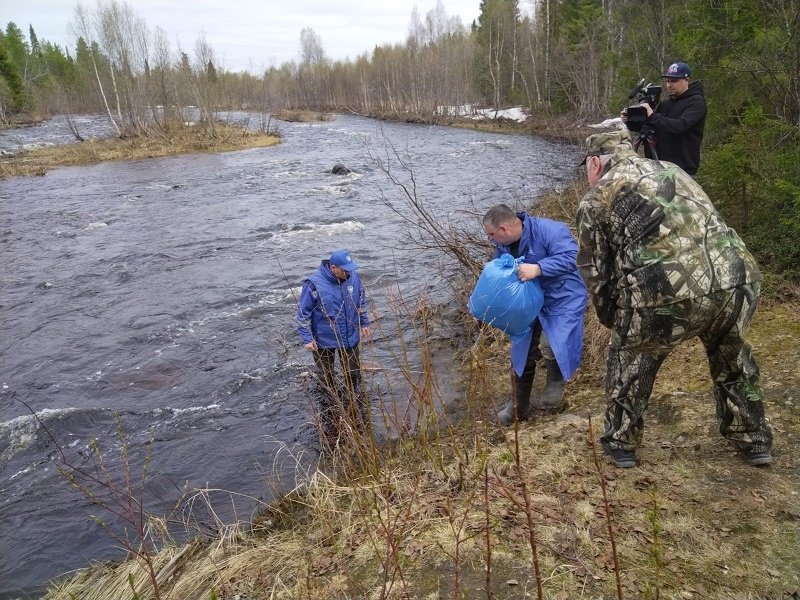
[602, 283, 772, 453]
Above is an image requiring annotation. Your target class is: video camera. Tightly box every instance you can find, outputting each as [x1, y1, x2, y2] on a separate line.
[624, 78, 662, 123]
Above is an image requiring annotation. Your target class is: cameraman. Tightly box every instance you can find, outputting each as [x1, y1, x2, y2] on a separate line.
[622, 61, 707, 176]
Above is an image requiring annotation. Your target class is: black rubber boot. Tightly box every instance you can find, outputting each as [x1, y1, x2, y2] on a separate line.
[536, 359, 565, 410]
[498, 365, 535, 426]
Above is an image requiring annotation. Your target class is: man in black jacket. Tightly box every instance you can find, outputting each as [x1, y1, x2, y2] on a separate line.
[623, 61, 707, 176]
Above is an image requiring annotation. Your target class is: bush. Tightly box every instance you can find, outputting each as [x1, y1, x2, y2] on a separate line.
[699, 106, 800, 283]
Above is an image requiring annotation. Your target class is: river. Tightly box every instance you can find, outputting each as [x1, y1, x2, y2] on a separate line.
[0, 112, 580, 598]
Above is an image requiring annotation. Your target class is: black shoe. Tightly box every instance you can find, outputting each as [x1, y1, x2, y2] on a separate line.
[600, 439, 636, 468]
[744, 449, 772, 466]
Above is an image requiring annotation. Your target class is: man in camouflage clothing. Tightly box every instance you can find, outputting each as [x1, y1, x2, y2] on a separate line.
[576, 130, 773, 468]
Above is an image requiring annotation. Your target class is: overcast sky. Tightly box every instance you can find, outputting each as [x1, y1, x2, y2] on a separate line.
[3, 0, 488, 72]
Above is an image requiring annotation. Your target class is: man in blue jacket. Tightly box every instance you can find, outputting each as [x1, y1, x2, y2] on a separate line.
[296, 249, 370, 430]
[623, 61, 707, 176]
[482, 204, 587, 425]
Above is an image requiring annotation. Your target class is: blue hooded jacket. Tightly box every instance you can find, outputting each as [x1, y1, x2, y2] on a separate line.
[493, 212, 587, 379]
[296, 260, 368, 350]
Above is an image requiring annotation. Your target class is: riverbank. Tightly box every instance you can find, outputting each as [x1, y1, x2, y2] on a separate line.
[365, 108, 596, 146]
[0, 121, 280, 178]
[43, 298, 800, 599]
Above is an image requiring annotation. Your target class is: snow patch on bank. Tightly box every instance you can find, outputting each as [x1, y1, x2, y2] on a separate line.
[436, 105, 528, 122]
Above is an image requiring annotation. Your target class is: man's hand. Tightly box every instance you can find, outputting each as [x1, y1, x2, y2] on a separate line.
[304, 340, 318, 352]
[517, 263, 542, 282]
[361, 326, 371, 341]
[640, 102, 654, 117]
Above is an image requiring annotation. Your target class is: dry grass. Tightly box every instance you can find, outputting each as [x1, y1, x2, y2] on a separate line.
[272, 109, 334, 122]
[44, 294, 800, 599]
[0, 121, 280, 178]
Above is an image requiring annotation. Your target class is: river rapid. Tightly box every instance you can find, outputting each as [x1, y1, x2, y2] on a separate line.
[0, 113, 580, 597]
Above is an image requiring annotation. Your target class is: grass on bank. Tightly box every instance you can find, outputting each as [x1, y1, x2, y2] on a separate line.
[272, 109, 335, 122]
[0, 120, 280, 178]
[42, 179, 800, 599]
[43, 300, 800, 600]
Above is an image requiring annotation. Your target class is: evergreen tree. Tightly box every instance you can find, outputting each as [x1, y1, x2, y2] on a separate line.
[29, 25, 40, 57]
[0, 43, 27, 110]
[40, 42, 76, 85]
[2, 23, 30, 77]
[545, 0, 612, 116]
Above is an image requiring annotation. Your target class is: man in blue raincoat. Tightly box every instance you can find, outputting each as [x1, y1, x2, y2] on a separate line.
[482, 204, 587, 425]
[296, 249, 370, 431]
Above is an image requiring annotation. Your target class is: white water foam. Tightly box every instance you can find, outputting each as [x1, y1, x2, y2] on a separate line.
[469, 139, 512, 146]
[272, 170, 310, 178]
[154, 402, 222, 418]
[84, 221, 109, 230]
[0, 407, 82, 465]
[317, 184, 350, 195]
[259, 287, 302, 305]
[262, 221, 365, 245]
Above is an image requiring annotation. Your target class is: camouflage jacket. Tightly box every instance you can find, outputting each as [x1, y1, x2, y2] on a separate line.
[576, 150, 761, 327]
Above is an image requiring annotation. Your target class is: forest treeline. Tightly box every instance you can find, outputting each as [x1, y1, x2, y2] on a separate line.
[1, 0, 798, 283]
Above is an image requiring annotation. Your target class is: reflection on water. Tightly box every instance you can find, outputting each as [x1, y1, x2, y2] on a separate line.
[0, 112, 580, 597]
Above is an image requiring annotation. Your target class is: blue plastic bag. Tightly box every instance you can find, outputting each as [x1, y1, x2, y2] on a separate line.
[468, 253, 544, 343]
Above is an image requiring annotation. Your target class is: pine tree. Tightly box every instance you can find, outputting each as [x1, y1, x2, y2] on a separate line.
[0, 43, 27, 110]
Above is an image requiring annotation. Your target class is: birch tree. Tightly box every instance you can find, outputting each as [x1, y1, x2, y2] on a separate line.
[96, 0, 152, 133]
[474, 0, 521, 107]
[70, 4, 121, 136]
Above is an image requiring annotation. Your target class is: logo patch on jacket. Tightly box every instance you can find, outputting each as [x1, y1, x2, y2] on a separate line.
[347, 285, 354, 295]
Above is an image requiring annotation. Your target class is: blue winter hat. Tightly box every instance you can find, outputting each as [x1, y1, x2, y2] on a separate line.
[661, 61, 691, 79]
[330, 249, 358, 272]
